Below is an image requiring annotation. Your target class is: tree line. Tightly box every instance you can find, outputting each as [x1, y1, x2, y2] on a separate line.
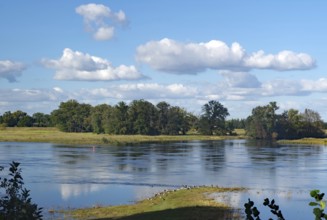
[0, 99, 231, 136]
[245, 102, 325, 140]
[0, 100, 325, 139]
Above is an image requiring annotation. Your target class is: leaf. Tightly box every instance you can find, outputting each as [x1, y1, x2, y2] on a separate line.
[321, 201, 326, 209]
[245, 208, 252, 215]
[311, 190, 320, 198]
[263, 198, 269, 206]
[271, 210, 277, 215]
[309, 202, 319, 206]
[313, 207, 322, 216]
[271, 199, 275, 205]
[252, 207, 260, 217]
[12, 161, 20, 168]
[274, 205, 279, 211]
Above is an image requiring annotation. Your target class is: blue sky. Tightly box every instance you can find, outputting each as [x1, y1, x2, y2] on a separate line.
[1, 0, 327, 120]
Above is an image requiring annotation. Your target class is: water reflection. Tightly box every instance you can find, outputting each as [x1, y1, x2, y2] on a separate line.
[1, 140, 327, 218]
[201, 141, 225, 172]
[60, 184, 105, 200]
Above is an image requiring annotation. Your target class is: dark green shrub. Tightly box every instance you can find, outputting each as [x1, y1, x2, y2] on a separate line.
[245, 190, 327, 220]
[244, 198, 284, 220]
[0, 161, 42, 220]
[309, 189, 327, 220]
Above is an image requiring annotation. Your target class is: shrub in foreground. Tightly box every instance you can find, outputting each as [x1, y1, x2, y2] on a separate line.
[245, 189, 327, 220]
[0, 161, 42, 220]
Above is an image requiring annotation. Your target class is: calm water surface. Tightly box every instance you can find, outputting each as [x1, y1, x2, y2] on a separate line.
[0, 140, 326, 219]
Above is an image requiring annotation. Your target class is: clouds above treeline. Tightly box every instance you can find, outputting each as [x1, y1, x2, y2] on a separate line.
[136, 38, 315, 74]
[1, 38, 316, 83]
[1, 2, 325, 119]
[3, 76, 327, 105]
[75, 3, 127, 41]
[0, 60, 26, 82]
[42, 48, 145, 81]
[0, 88, 66, 102]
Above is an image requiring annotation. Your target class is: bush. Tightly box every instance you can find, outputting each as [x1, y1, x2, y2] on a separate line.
[0, 161, 42, 220]
[245, 190, 327, 220]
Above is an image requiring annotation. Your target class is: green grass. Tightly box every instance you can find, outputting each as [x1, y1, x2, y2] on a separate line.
[278, 138, 327, 145]
[67, 186, 244, 220]
[277, 130, 327, 145]
[0, 127, 246, 145]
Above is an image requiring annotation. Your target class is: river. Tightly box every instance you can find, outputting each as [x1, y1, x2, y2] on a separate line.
[0, 140, 326, 219]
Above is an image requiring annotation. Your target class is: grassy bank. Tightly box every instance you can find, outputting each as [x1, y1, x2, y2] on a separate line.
[278, 138, 327, 145]
[68, 186, 244, 220]
[0, 127, 246, 145]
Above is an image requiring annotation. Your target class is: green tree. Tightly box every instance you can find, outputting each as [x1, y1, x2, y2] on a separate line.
[186, 112, 199, 134]
[12, 111, 30, 127]
[17, 115, 34, 127]
[246, 102, 279, 139]
[91, 104, 112, 134]
[246, 103, 325, 140]
[165, 106, 189, 135]
[299, 109, 325, 138]
[1, 111, 17, 127]
[0, 111, 34, 127]
[32, 112, 52, 127]
[198, 100, 229, 135]
[227, 118, 246, 129]
[106, 101, 130, 134]
[156, 101, 170, 134]
[51, 100, 92, 132]
[128, 99, 159, 135]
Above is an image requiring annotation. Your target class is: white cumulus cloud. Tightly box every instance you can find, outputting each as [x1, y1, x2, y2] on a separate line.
[93, 26, 114, 41]
[136, 38, 315, 74]
[245, 50, 315, 70]
[42, 48, 145, 81]
[0, 60, 26, 82]
[76, 3, 127, 41]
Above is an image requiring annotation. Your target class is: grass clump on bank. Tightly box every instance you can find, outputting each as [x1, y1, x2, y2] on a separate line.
[278, 138, 327, 145]
[0, 127, 246, 145]
[69, 186, 244, 220]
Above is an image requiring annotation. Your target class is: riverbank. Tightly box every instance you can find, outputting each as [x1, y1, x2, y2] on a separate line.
[66, 186, 244, 220]
[0, 127, 246, 145]
[278, 138, 327, 145]
[3, 127, 327, 146]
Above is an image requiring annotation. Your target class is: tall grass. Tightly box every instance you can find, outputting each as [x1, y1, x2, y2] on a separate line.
[0, 127, 246, 145]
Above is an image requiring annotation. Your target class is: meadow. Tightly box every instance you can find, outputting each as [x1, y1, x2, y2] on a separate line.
[0, 127, 246, 145]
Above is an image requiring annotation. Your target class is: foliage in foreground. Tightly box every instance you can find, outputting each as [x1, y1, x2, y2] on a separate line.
[0, 161, 42, 220]
[245, 189, 327, 220]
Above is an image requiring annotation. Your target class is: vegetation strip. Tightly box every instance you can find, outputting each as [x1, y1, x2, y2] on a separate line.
[67, 186, 244, 220]
[0, 127, 246, 145]
[1, 100, 326, 142]
[278, 138, 327, 145]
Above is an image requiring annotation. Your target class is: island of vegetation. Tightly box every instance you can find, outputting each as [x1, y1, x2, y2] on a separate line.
[68, 186, 244, 220]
